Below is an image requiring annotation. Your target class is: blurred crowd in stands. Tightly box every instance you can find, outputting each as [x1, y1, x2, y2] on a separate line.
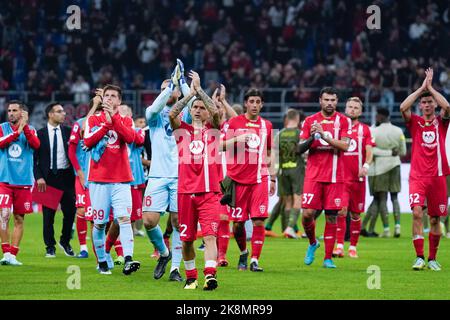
[0, 0, 449, 108]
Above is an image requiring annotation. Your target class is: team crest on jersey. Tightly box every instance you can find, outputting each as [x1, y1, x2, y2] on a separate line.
[24, 202, 31, 211]
[347, 139, 357, 152]
[319, 131, 333, 146]
[422, 131, 435, 144]
[189, 140, 205, 154]
[107, 130, 118, 144]
[246, 133, 261, 149]
[8, 143, 22, 158]
[259, 205, 266, 213]
[334, 198, 341, 207]
[440, 205, 446, 213]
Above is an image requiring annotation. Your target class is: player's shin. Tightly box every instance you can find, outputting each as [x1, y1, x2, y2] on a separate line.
[217, 220, 230, 259]
[146, 224, 169, 256]
[302, 212, 316, 245]
[170, 228, 182, 272]
[251, 223, 265, 262]
[76, 210, 88, 250]
[324, 214, 338, 260]
[336, 214, 346, 246]
[350, 216, 362, 247]
[93, 224, 107, 262]
[118, 218, 134, 258]
[233, 222, 247, 252]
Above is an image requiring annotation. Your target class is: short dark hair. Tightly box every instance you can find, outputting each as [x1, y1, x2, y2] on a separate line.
[103, 84, 122, 99]
[319, 87, 339, 98]
[419, 91, 434, 101]
[377, 107, 390, 118]
[286, 108, 299, 120]
[7, 100, 28, 112]
[45, 102, 62, 118]
[244, 88, 264, 102]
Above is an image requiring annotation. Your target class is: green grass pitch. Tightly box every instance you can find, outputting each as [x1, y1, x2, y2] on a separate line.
[1, 212, 450, 300]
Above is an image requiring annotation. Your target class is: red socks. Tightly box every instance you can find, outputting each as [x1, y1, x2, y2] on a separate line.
[10, 246, 19, 257]
[324, 221, 337, 260]
[413, 237, 424, 258]
[203, 267, 217, 276]
[336, 215, 346, 245]
[185, 268, 198, 280]
[76, 214, 87, 246]
[350, 218, 362, 247]
[217, 220, 230, 259]
[302, 218, 316, 245]
[251, 225, 265, 260]
[114, 240, 123, 257]
[1, 243, 10, 254]
[428, 233, 440, 261]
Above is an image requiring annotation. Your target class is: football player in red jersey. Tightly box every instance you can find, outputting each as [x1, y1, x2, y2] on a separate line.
[297, 87, 351, 269]
[400, 68, 450, 271]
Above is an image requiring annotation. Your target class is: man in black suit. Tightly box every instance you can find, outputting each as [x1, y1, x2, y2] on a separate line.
[34, 102, 76, 258]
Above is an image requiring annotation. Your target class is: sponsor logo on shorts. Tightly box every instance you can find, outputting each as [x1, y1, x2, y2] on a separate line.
[8, 143, 22, 158]
[334, 198, 341, 207]
[440, 205, 446, 213]
[259, 205, 266, 214]
[24, 202, 31, 210]
[189, 140, 205, 155]
[211, 222, 218, 233]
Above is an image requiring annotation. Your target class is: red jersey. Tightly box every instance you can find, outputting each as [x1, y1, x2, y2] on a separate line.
[175, 121, 221, 194]
[406, 113, 449, 178]
[225, 114, 273, 185]
[341, 121, 375, 182]
[84, 111, 135, 183]
[300, 111, 352, 183]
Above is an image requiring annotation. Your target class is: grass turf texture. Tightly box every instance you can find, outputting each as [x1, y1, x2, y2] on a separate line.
[1, 213, 450, 300]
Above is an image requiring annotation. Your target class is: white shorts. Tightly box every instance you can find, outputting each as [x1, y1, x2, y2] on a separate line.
[142, 178, 178, 213]
[89, 183, 132, 224]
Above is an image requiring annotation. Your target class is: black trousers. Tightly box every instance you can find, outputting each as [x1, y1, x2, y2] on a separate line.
[42, 168, 76, 249]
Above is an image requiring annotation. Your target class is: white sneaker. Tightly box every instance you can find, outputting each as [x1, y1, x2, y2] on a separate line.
[394, 225, 401, 238]
[0, 253, 11, 265]
[8, 255, 23, 266]
[446, 232, 450, 239]
[412, 257, 426, 271]
[283, 227, 299, 239]
[427, 260, 442, 271]
[382, 229, 391, 238]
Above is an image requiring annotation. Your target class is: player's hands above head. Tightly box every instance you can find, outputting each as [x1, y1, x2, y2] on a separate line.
[189, 70, 201, 92]
[425, 67, 433, 90]
[219, 84, 226, 101]
[171, 63, 181, 88]
[176, 58, 186, 84]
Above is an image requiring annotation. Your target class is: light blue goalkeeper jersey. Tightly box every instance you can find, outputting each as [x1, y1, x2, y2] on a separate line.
[145, 83, 192, 178]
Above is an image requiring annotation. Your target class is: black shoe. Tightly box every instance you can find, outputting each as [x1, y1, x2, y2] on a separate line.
[123, 259, 140, 275]
[237, 251, 248, 271]
[360, 229, 369, 237]
[184, 278, 198, 289]
[45, 247, 56, 258]
[203, 274, 218, 291]
[367, 231, 379, 238]
[169, 268, 183, 282]
[58, 242, 75, 257]
[250, 261, 264, 272]
[154, 251, 171, 279]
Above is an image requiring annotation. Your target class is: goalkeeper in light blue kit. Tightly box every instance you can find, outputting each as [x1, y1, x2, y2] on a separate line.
[143, 59, 192, 281]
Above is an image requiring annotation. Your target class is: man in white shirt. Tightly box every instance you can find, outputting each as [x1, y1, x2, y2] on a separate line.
[362, 108, 407, 238]
[34, 103, 76, 258]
